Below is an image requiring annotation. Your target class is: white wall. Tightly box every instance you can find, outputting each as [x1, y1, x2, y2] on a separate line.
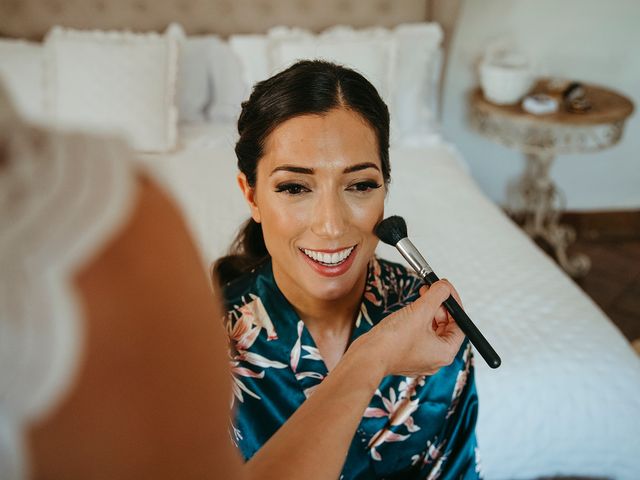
[441, 0, 640, 211]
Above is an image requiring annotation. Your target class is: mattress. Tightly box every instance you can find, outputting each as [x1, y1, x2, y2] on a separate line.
[138, 122, 640, 480]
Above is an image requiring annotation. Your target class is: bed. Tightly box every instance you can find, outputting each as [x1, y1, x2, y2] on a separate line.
[2, 1, 640, 479]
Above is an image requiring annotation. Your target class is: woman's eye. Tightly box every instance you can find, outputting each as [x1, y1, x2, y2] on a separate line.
[348, 181, 382, 193]
[275, 183, 310, 195]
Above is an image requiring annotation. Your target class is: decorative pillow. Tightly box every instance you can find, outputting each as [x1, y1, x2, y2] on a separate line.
[316, 23, 443, 142]
[205, 36, 249, 122]
[205, 22, 443, 141]
[177, 34, 218, 123]
[44, 25, 180, 152]
[269, 25, 394, 102]
[217, 29, 337, 122]
[392, 23, 443, 139]
[0, 39, 46, 123]
[227, 34, 272, 97]
[266, 23, 443, 143]
[201, 33, 273, 123]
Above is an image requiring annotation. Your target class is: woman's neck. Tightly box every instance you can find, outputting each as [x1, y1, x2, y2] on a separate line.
[272, 262, 368, 336]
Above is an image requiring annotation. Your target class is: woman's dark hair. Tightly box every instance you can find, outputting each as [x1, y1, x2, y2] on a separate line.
[213, 60, 391, 286]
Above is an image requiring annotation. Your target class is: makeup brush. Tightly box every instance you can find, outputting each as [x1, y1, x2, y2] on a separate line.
[375, 215, 501, 369]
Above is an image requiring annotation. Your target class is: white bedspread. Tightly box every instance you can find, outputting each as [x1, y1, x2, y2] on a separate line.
[139, 122, 640, 480]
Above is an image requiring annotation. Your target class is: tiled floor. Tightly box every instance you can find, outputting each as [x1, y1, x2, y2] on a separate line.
[566, 239, 640, 343]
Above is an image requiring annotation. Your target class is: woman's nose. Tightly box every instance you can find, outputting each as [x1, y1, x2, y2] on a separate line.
[310, 192, 349, 239]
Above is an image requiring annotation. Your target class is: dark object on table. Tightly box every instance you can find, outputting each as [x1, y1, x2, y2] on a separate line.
[567, 97, 592, 113]
[563, 82, 586, 102]
[562, 82, 591, 113]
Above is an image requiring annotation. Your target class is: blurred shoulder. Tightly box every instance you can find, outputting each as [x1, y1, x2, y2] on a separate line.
[30, 177, 237, 478]
[74, 171, 220, 356]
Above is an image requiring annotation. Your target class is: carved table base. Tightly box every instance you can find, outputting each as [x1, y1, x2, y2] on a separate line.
[507, 152, 591, 277]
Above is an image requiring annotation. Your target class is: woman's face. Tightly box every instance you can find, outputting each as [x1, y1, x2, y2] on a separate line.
[238, 107, 386, 304]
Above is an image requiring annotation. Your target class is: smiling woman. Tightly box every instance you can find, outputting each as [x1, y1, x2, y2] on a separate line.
[213, 61, 481, 479]
[238, 108, 386, 371]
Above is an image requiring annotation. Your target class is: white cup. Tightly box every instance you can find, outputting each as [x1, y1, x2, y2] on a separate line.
[480, 52, 535, 105]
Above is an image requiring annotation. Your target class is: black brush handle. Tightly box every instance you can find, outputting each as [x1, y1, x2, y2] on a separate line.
[424, 272, 501, 369]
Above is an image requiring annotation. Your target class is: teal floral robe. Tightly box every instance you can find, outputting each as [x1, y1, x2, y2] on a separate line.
[222, 257, 482, 479]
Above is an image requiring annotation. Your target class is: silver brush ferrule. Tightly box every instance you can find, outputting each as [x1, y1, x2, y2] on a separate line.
[396, 238, 433, 278]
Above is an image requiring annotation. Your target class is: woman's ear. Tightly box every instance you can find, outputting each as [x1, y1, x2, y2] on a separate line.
[237, 172, 261, 223]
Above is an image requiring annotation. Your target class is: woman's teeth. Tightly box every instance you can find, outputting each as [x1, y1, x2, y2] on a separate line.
[302, 246, 355, 266]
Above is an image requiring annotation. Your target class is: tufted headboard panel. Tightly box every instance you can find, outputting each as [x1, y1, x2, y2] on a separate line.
[0, 0, 437, 39]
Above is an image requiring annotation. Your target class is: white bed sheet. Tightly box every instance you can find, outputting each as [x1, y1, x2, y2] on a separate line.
[138, 122, 640, 480]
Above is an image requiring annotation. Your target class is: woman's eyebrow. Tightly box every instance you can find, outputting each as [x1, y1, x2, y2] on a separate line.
[343, 162, 380, 174]
[269, 162, 380, 176]
[270, 165, 314, 176]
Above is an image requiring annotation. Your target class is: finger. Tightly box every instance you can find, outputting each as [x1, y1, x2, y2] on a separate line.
[420, 285, 449, 325]
[417, 282, 462, 341]
[439, 278, 464, 309]
[432, 306, 449, 331]
[414, 280, 454, 320]
[435, 321, 450, 336]
[431, 316, 447, 332]
[435, 311, 458, 337]
[449, 323, 466, 350]
[433, 307, 449, 324]
[420, 281, 462, 311]
[427, 282, 465, 343]
[441, 312, 465, 345]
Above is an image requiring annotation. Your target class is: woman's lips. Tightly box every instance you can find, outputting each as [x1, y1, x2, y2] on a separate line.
[298, 245, 358, 277]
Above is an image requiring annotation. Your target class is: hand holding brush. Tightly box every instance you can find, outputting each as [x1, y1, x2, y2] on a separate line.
[375, 215, 501, 369]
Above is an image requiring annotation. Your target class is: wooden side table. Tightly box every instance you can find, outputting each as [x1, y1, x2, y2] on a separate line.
[469, 81, 634, 277]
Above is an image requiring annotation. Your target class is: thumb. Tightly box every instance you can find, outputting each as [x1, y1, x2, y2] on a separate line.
[417, 281, 465, 346]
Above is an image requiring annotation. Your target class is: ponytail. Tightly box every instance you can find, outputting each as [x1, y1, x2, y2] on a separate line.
[212, 218, 269, 286]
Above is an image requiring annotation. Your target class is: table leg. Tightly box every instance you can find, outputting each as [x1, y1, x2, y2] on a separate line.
[510, 151, 591, 277]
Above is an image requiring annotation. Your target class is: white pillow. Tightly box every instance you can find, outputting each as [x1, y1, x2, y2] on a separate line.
[0, 40, 46, 123]
[392, 23, 443, 139]
[177, 34, 217, 123]
[202, 33, 273, 123]
[266, 23, 443, 143]
[316, 23, 443, 142]
[269, 25, 394, 102]
[227, 34, 272, 96]
[44, 25, 180, 153]
[205, 36, 248, 122]
[207, 23, 443, 142]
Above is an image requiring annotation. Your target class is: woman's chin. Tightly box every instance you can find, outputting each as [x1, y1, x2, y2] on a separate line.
[299, 260, 369, 302]
[301, 283, 358, 304]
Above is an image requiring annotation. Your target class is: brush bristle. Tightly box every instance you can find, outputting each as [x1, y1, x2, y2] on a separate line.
[375, 216, 408, 246]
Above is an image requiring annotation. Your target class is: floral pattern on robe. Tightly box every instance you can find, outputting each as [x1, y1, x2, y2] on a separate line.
[222, 257, 482, 479]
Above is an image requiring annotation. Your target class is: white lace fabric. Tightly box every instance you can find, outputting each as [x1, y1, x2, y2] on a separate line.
[0, 118, 136, 479]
